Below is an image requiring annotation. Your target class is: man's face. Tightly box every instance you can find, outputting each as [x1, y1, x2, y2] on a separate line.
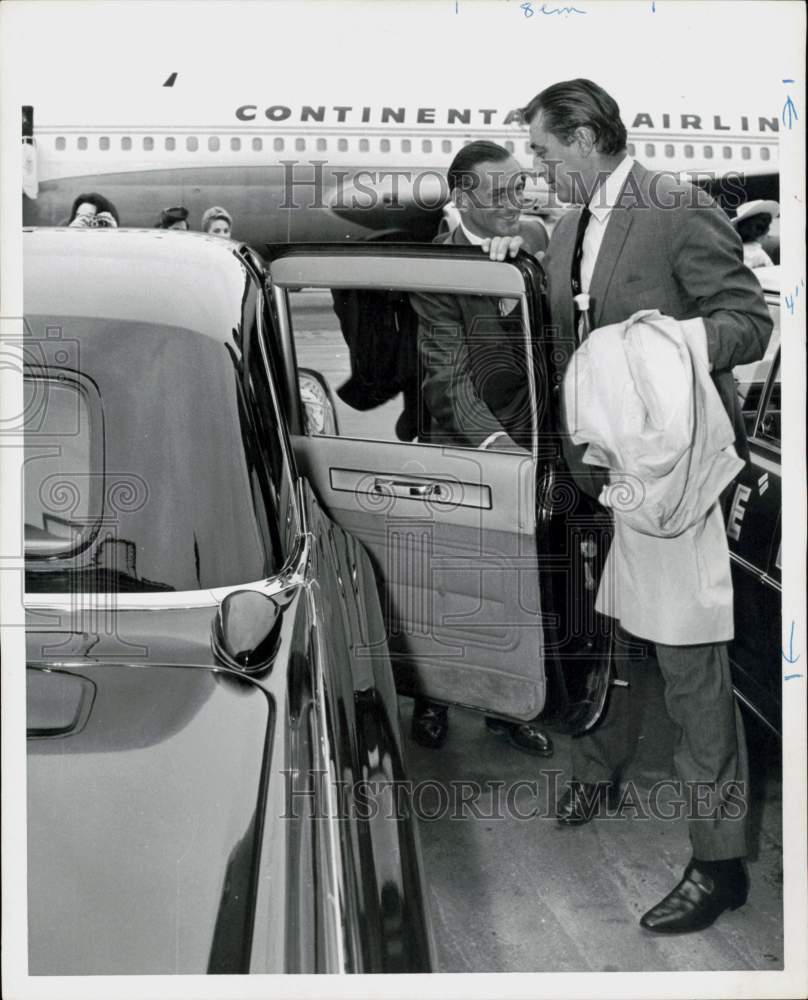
[528, 111, 589, 205]
[456, 156, 525, 238]
[168, 220, 189, 231]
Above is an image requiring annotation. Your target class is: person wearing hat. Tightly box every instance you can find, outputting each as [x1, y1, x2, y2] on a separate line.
[732, 199, 779, 269]
[156, 206, 190, 230]
[201, 206, 233, 238]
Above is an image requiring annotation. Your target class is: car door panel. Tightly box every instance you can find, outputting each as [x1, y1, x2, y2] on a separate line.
[292, 434, 545, 720]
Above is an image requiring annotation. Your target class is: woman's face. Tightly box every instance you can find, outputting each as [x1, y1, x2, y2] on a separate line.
[168, 220, 189, 231]
[207, 219, 231, 238]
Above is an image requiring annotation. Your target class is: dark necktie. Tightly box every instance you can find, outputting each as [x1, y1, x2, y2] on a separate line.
[570, 205, 592, 298]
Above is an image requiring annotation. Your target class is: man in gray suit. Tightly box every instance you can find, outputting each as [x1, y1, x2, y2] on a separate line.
[520, 79, 772, 934]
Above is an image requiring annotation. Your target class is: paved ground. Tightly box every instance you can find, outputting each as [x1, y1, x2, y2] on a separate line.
[400, 668, 783, 973]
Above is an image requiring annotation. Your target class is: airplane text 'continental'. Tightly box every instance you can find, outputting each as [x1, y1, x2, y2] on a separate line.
[234, 105, 780, 132]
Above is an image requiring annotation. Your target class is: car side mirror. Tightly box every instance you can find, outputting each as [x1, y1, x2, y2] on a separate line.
[298, 367, 339, 436]
[212, 589, 283, 674]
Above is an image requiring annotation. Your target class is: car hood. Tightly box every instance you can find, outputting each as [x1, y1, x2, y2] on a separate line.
[27, 661, 273, 974]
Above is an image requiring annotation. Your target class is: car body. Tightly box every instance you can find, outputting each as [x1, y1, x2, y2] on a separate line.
[727, 265, 782, 735]
[23, 228, 433, 974]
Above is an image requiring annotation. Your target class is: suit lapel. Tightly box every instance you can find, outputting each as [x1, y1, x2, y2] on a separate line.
[587, 207, 634, 327]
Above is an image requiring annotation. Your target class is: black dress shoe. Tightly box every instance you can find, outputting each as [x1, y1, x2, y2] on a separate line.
[484, 717, 554, 757]
[640, 860, 748, 934]
[555, 780, 617, 826]
[411, 700, 449, 749]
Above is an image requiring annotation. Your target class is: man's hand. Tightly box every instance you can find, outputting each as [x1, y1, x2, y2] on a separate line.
[480, 235, 525, 261]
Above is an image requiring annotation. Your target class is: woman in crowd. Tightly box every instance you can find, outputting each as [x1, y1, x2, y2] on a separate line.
[201, 206, 232, 238]
[156, 206, 190, 230]
[67, 193, 119, 228]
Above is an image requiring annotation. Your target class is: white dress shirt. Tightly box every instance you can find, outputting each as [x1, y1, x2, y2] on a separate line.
[579, 154, 635, 294]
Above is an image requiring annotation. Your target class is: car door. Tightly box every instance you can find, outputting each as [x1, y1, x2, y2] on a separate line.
[263, 243, 611, 729]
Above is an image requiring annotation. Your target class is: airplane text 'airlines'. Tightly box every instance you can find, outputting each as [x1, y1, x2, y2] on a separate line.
[234, 105, 780, 132]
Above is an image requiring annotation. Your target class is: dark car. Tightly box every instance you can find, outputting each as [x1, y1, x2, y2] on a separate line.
[23, 229, 435, 975]
[728, 265, 782, 736]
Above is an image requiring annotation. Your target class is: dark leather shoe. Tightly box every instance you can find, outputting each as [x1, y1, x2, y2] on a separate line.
[640, 860, 748, 934]
[555, 780, 617, 825]
[485, 717, 554, 757]
[411, 700, 449, 749]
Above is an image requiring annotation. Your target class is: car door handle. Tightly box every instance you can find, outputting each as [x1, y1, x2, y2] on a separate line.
[373, 477, 444, 499]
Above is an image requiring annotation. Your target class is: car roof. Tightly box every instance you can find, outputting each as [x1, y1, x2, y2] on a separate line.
[23, 228, 251, 342]
[753, 264, 779, 297]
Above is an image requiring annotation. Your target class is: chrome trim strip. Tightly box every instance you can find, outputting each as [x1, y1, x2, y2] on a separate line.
[306, 585, 349, 972]
[24, 528, 312, 612]
[732, 686, 781, 739]
[729, 551, 781, 592]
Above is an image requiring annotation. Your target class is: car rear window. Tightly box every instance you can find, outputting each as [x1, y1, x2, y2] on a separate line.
[24, 318, 285, 593]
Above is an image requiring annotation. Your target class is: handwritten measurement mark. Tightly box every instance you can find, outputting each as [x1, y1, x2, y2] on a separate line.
[520, 2, 587, 16]
[784, 278, 805, 315]
[782, 620, 800, 671]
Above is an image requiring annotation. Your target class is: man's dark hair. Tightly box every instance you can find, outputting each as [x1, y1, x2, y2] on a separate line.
[447, 140, 512, 196]
[521, 79, 627, 156]
[68, 192, 120, 225]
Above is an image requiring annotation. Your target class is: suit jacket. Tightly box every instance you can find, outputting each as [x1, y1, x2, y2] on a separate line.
[544, 161, 772, 484]
[410, 222, 547, 447]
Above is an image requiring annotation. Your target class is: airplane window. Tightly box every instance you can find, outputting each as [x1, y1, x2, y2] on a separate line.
[273, 137, 284, 151]
[401, 139, 411, 152]
[760, 147, 771, 161]
[317, 138, 327, 151]
[208, 136, 220, 152]
[422, 139, 432, 153]
[143, 137, 154, 151]
[252, 137, 263, 151]
[627, 143, 636, 156]
[165, 136, 176, 151]
[99, 137, 110, 151]
[664, 144, 675, 157]
[723, 146, 732, 159]
[741, 146, 751, 160]
[121, 137, 132, 151]
[505, 141, 514, 153]
[230, 137, 241, 151]
[442, 140, 452, 154]
[704, 145, 714, 158]
[338, 138, 348, 152]
[684, 144, 694, 158]
[186, 136, 199, 152]
[78, 137, 88, 151]
[295, 138, 306, 151]
[381, 138, 391, 152]
[360, 139, 370, 152]
[55, 137, 66, 151]
[645, 143, 655, 157]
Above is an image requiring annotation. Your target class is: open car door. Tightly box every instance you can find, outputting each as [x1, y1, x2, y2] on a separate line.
[263, 243, 612, 732]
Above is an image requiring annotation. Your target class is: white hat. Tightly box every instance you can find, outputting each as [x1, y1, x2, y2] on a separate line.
[732, 199, 780, 227]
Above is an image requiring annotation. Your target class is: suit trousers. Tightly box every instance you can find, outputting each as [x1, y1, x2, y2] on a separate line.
[571, 632, 749, 861]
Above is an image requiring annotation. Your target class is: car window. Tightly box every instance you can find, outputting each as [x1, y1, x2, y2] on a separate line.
[755, 353, 781, 448]
[733, 294, 779, 437]
[24, 373, 102, 558]
[286, 284, 537, 450]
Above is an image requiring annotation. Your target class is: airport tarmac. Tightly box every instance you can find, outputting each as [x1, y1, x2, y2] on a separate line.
[400, 674, 784, 974]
